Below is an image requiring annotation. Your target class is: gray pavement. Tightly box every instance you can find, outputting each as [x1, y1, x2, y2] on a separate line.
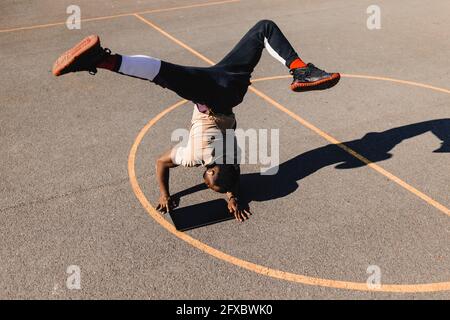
[1, 0, 449, 299]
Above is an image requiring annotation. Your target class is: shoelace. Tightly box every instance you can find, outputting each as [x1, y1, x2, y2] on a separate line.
[307, 64, 328, 77]
[290, 66, 311, 78]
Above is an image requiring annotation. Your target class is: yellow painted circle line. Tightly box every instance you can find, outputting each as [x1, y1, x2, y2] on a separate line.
[128, 74, 450, 293]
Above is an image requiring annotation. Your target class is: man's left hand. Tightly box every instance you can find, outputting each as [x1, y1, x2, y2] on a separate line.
[227, 197, 251, 222]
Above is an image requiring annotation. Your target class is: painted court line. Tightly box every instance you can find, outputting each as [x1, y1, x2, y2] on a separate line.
[0, 0, 239, 33]
[128, 14, 450, 293]
[133, 14, 450, 218]
[128, 98, 450, 293]
[248, 81, 450, 217]
[252, 74, 450, 95]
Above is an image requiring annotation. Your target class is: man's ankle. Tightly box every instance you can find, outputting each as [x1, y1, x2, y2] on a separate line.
[97, 54, 122, 72]
[289, 58, 307, 70]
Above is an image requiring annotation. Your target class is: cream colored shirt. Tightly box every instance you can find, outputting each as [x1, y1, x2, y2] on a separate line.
[172, 104, 236, 167]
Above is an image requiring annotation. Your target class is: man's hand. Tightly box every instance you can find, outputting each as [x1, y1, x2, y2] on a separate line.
[156, 195, 178, 214]
[227, 197, 251, 222]
[155, 148, 179, 214]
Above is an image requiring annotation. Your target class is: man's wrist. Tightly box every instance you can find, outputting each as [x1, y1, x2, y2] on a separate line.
[160, 191, 170, 198]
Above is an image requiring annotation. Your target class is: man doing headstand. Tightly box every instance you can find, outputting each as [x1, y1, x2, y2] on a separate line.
[52, 20, 340, 222]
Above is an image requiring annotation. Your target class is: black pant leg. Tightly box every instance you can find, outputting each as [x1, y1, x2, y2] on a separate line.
[216, 19, 299, 72]
[153, 61, 218, 106]
[152, 20, 300, 112]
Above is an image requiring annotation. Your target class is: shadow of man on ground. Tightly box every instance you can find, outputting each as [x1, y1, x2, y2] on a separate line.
[172, 118, 450, 225]
[240, 118, 450, 202]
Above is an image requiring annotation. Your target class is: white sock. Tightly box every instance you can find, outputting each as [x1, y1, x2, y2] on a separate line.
[118, 55, 161, 81]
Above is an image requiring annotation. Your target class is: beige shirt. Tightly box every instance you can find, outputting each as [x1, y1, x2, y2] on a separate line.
[172, 104, 236, 167]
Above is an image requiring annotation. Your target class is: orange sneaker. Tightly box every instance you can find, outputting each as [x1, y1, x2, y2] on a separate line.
[290, 63, 340, 92]
[52, 35, 110, 76]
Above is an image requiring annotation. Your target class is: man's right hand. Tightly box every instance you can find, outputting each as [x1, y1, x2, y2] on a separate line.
[156, 195, 178, 214]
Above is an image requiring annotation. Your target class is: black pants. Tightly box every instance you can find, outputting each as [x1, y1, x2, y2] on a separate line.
[153, 20, 299, 114]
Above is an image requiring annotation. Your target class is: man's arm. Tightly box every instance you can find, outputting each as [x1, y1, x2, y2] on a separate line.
[155, 148, 179, 213]
[225, 171, 251, 222]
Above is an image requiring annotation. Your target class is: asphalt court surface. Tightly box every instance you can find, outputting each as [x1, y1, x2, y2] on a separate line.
[1, 0, 450, 299]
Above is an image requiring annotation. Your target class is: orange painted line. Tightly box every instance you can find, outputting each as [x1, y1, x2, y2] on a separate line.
[253, 74, 450, 95]
[342, 73, 450, 95]
[133, 14, 216, 65]
[128, 98, 450, 293]
[134, 14, 216, 65]
[133, 13, 450, 218]
[137, 0, 240, 17]
[248, 85, 450, 217]
[251, 75, 291, 83]
[0, 0, 240, 33]
[130, 15, 450, 292]
[0, 21, 65, 33]
[128, 100, 187, 181]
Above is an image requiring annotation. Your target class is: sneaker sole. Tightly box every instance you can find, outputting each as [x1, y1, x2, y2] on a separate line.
[291, 73, 341, 92]
[52, 35, 100, 76]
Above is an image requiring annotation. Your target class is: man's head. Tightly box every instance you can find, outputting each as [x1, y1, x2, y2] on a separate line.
[203, 164, 240, 193]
